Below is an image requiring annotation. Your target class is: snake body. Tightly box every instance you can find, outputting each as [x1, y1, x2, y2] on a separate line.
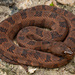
[0, 5, 75, 68]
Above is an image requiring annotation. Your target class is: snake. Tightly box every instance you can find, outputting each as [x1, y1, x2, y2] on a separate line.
[0, 5, 75, 69]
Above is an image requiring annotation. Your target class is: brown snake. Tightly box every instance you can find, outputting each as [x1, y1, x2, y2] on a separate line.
[0, 5, 75, 69]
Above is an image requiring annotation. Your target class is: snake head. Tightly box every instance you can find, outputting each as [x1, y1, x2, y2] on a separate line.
[51, 42, 74, 60]
[63, 47, 74, 60]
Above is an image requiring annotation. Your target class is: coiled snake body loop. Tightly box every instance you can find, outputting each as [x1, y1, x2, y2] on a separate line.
[0, 5, 75, 69]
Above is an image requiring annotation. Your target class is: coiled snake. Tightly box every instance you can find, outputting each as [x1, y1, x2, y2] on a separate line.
[0, 5, 75, 69]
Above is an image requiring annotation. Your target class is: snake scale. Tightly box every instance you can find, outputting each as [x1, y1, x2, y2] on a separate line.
[0, 5, 75, 69]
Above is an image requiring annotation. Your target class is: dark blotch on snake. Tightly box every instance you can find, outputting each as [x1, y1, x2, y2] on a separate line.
[64, 10, 68, 16]
[0, 38, 8, 44]
[49, 13, 57, 18]
[58, 56, 64, 61]
[0, 27, 7, 33]
[27, 41, 35, 45]
[21, 49, 27, 58]
[7, 45, 15, 53]
[32, 7, 36, 10]
[53, 64, 58, 67]
[52, 7, 57, 12]
[36, 28, 43, 37]
[0, 49, 4, 54]
[42, 5, 46, 10]
[68, 37, 75, 44]
[6, 17, 15, 25]
[59, 22, 66, 27]
[45, 55, 51, 62]
[20, 10, 27, 19]
[19, 36, 25, 40]
[34, 51, 41, 59]
[50, 32, 61, 39]
[34, 11, 42, 16]
[22, 28, 29, 33]
[42, 41, 51, 44]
